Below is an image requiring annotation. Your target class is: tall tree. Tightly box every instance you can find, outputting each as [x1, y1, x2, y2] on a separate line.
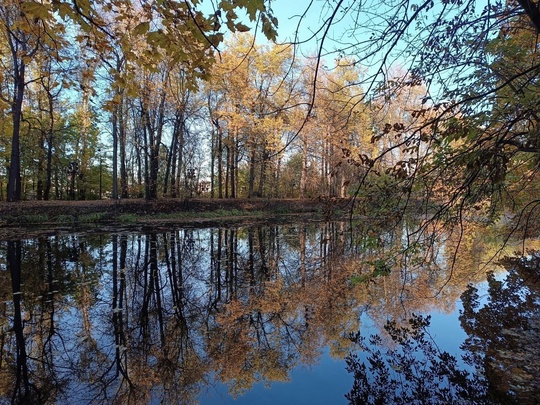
[1, 1, 45, 201]
[207, 34, 297, 198]
[296, 59, 372, 198]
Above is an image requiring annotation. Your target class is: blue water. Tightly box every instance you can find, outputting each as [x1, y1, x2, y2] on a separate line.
[200, 348, 352, 404]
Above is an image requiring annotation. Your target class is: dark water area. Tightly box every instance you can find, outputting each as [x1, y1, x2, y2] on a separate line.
[0, 220, 539, 404]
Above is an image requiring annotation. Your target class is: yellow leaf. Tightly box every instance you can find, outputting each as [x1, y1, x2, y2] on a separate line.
[55, 2, 74, 20]
[21, 2, 50, 20]
[76, 0, 91, 14]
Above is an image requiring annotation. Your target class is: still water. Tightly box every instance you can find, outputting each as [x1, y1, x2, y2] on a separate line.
[0, 220, 538, 404]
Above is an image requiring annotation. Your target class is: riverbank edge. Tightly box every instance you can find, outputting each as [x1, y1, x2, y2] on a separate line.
[0, 198, 353, 239]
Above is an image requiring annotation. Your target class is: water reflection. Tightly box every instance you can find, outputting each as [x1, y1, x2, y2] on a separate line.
[346, 253, 540, 404]
[0, 221, 537, 403]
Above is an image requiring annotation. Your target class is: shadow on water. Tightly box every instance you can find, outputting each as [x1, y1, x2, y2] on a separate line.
[0, 220, 538, 404]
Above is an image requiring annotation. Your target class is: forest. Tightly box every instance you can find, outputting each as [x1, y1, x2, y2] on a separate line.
[1, 0, 540, 225]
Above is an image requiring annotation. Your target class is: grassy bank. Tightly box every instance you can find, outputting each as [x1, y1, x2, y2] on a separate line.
[0, 198, 352, 238]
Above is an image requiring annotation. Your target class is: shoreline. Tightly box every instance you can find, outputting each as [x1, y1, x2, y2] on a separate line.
[0, 197, 353, 239]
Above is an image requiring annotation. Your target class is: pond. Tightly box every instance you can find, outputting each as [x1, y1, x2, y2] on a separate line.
[1, 219, 539, 404]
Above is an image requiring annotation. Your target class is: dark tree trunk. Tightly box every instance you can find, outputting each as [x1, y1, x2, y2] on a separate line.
[231, 133, 237, 198]
[43, 86, 55, 200]
[257, 150, 268, 198]
[210, 128, 216, 198]
[7, 60, 24, 202]
[225, 144, 230, 198]
[145, 88, 166, 200]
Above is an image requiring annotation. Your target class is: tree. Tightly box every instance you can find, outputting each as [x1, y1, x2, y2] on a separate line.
[206, 34, 298, 198]
[345, 314, 490, 405]
[413, 5, 540, 223]
[32, 52, 64, 201]
[460, 256, 540, 402]
[0, 1, 48, 201]
[163, 67, 193, 198]
[306, 59, 372, 198]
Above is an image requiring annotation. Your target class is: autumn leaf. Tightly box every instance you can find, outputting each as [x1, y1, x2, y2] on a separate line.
[235, 23, 251, 32]
[21, 1, 50, 19]
[133, 21, 150, 36]
[242, 0, 265, 20]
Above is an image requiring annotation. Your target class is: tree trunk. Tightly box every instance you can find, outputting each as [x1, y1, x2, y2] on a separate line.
[36, 104, 45, 200]
[210, 128, 215, 198]
[119, 100, 128, 198]
[7, 59, 24, 202]
[218, 125, 223, 198]
[257, 150, 268, 198]
[176, 115, 185, 198]
[300, 138, 308, 198]
[224, 145, 230, 198]
[112, 107, 119, 199]
[44, 87, 55, 200]
[142, 116, 150, 199]
[248, 146, 256, 198]
[150, 91, 166, 199]
[231, 134, 237, 198]
[164, 113, 181, 197]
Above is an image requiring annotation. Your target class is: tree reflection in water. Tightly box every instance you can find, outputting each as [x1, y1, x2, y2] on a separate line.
[346, 314, 488, 404]
[6, 241, 37, 403]
[345, 252, 540, 405]
[0, 223, 538, 404]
